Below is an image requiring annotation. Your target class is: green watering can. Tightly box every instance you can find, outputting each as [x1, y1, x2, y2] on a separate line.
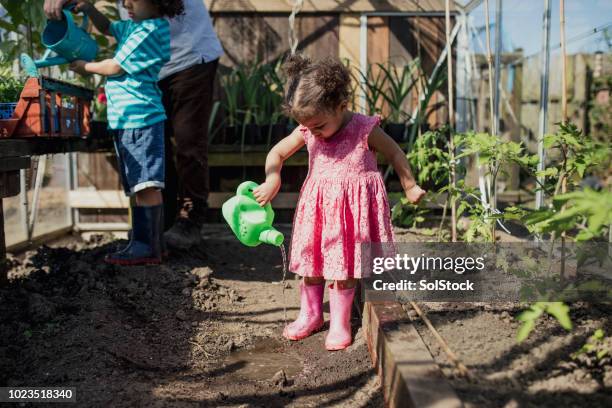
[20, 4, 98, 77]
[222, 181, 284, 247]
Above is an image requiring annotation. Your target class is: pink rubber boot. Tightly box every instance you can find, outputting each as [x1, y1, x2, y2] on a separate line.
[283, 281, 324, 341]
[325, 283, 356, 351]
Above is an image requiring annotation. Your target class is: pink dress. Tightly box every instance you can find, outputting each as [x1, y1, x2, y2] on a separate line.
[289, 113, 394, 280]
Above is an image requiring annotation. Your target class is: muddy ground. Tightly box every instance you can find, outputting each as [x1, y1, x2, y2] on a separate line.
[0, 225, 382, 407]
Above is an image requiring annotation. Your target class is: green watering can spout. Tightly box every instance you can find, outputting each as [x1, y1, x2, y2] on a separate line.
[259, 228, 284, 246]
[222, 181, 284, 247]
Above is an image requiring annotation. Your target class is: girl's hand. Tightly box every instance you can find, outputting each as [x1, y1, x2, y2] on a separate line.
[69, 60, 89, 75]
[405, 184, 426, 204]
[253, 178, 281, 206]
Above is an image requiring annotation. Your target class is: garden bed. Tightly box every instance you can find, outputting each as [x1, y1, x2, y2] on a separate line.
[408, 301, 611, 407]
[0, 225, 382, 407]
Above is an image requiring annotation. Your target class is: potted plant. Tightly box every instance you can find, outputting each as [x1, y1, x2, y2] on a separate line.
[0, 74, 23, 119]
[375, 61, 419, 142]
[221, 70, 241, 145]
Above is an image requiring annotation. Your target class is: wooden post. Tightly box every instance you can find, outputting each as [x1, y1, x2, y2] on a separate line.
[0, 200, 7, 286]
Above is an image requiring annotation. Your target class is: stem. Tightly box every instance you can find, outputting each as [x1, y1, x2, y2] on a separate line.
[438, 194, 449, 242]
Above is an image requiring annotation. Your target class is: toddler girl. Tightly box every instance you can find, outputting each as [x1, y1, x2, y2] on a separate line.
[253, 55, 425, 350]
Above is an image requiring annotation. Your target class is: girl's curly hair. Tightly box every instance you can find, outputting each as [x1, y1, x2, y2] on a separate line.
[282, 54, 352, 120]
[150, 0, 184, 18]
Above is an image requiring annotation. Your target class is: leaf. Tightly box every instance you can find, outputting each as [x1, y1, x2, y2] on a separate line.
[517, 306, 544, 322]
[516, 320, 535, 343]
[593, 329, 605, 341]
[535, 167, 558, 178]
[545, 302, 573, 331]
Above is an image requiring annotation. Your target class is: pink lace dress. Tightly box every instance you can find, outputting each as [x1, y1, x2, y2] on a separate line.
[289, 113, 394, 280]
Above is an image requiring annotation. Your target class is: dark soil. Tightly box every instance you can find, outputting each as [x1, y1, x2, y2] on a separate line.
[395, 228, 611, 408]
[407, 302, 611, 408]
[0, 225, 382, 407]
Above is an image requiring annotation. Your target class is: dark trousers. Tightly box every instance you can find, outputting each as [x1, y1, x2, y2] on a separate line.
[159, 59, 219, 228]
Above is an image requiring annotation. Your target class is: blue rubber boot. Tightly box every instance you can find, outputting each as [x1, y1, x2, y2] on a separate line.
[105, 205, 163, 265]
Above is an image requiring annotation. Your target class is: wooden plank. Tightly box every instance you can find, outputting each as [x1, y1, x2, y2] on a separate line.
[0, 137, 113, 158]
[209, 150, 309, 166]
[363, 301, 463, 408]
[206, 0, 451, 13]
[0, 171, 21, 199]
[0, 157, 31, 172]
[68, 190, 300, 210]
[74, 222, 130, 232]
[208, 192, 299, 209]
[339, 14, 362, 90]
[69, 190, 129, 209]
[5, 225, 72, 254]
[297, 15, 339, 59]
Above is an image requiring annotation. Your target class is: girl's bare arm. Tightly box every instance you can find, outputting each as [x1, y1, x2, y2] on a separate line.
[368, 126, 426, 203]
[253, 127, 306, 206]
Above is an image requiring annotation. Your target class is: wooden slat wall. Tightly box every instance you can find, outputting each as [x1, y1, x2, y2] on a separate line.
[205, 0, 451, 13]
[213, 14, 339, 67]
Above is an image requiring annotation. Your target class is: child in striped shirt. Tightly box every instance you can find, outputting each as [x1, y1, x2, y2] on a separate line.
[70, 0, 184, 265]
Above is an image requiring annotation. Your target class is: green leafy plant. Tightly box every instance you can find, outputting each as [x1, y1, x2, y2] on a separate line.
[355, 64, 388, 116]
[516, 302, 572, 343]
[374, 60, 419, 123]
[571, 329, 609, 361]
[0, 75, 24, 102]
[455, 131, 535, 241]
[407, 129, 453, 187]
[391, 197, 429, 229]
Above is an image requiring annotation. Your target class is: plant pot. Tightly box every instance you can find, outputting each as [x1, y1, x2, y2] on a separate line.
[271, 123, 287, 144]
[242, 123, 263, 145]
[384, 123, 407, 142]
[90, 120, 108, 138]
[224, 126, 239, 145]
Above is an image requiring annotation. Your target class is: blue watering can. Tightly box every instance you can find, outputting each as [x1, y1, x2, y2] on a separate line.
[20, 4, 98, 77]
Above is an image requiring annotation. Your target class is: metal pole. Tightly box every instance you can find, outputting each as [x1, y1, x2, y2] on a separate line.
[560, 0, 567, 122]
[456, 12, 470, 133]
[493, 0, 503, 136]
[19, 169, 29, 241]
[359, 13, 368, 114]
[536, 0, 552, 210]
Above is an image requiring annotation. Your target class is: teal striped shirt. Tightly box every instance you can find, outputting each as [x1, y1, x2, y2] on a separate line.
[106, 19, 170, 129]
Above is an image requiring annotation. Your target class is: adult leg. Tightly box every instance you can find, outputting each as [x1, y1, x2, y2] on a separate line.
[162, 60, 219, 249]
[159, 80, 178, 231]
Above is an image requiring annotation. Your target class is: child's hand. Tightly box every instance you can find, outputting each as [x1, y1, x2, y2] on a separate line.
[69, 60, 89, 75]
[71, 1, 93, 13]
[405, 184, 426, 204]
[253, 178, 281, 206]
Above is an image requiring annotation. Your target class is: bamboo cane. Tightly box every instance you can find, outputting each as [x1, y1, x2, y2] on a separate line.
[408, 301, 472, 379]
[445, 0, 457, 242]
[560, 0, 568, 278]
[484, 0, 497, 242]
